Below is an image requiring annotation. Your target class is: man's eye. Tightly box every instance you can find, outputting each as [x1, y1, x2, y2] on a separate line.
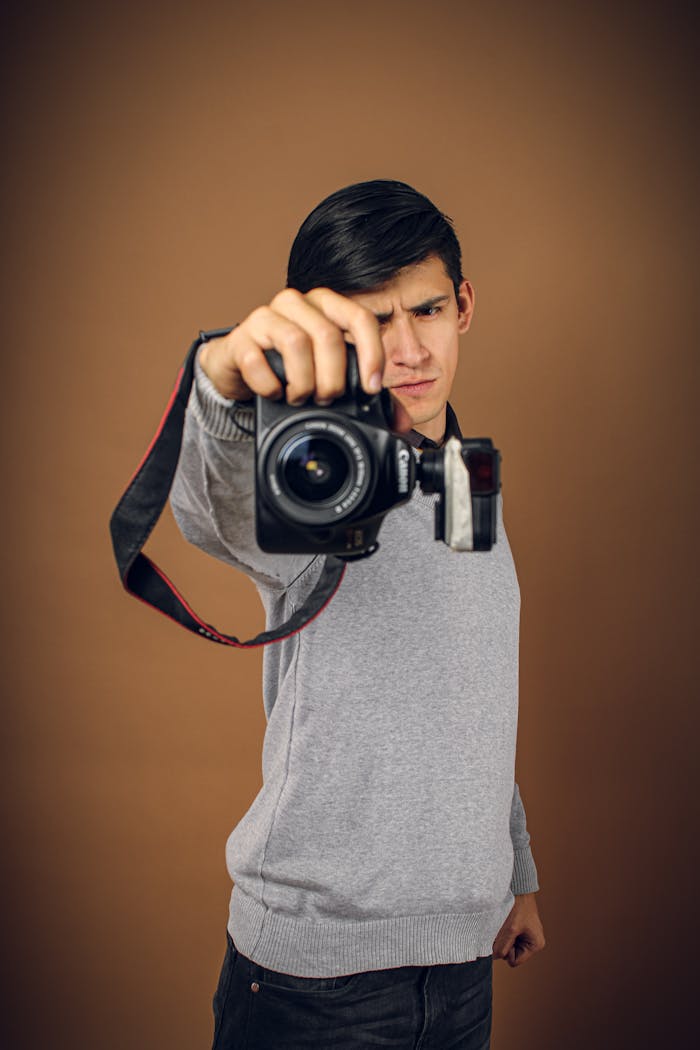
[417, 306, 442, 318]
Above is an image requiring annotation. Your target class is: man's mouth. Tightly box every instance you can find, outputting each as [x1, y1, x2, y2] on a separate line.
[391, 379, 437, 396]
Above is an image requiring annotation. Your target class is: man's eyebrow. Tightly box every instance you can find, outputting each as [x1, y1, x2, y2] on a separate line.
[373, 294, 451, 323]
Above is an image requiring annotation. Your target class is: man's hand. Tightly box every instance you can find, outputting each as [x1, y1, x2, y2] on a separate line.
[198, 287, 413, 432]
[492, 892, 546, 968]
[201, 288, 382, 403]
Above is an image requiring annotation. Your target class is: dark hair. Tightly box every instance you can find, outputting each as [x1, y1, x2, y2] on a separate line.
[286, 179, 464, 301]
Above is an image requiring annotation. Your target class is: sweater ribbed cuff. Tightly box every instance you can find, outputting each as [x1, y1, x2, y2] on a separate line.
[191, 351, 255, 441]
[510, 845, 540, 895]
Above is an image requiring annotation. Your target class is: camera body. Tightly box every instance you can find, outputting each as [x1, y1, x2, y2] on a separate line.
[254, 347, 500, 558]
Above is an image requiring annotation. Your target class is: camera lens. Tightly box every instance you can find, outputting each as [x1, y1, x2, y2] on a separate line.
[261, 414, 374, 528]
[281, 435, 351, 505]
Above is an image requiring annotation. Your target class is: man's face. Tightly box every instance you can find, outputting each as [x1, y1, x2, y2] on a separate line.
[347, 254, 474, 443]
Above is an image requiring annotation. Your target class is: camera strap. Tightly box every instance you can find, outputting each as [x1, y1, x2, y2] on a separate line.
[109, 329, 347, 648]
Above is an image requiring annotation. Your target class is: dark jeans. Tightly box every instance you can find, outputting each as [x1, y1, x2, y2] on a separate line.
[212, 931, 492, 1050]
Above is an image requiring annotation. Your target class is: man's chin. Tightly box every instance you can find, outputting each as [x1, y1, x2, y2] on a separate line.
[386, 390, 419, 430]
[390, 394, 451, 445]
[388, 396, 414, 433]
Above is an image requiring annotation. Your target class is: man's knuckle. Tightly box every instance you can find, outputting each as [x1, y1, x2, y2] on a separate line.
[272, 288, 302, 309]
[238, 346, 259, 370]
[248, 304, 271, 325]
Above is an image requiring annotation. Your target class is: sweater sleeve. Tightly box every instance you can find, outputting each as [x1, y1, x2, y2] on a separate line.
[169, 350, 316, 591]
[509, 781, 540, 895]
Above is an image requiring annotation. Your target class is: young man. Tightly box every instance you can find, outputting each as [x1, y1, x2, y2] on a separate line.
[171, 180, 545, 1049]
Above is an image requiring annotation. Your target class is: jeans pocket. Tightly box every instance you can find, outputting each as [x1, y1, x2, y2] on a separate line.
[253, 964, 362, 996]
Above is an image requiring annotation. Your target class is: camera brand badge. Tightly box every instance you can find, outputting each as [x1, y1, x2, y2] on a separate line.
[397, 447, 411, 494]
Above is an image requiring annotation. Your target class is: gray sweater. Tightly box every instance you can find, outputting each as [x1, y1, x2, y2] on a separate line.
[170, 355, 539, 978]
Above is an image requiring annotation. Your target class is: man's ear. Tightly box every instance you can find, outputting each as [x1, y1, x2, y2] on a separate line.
[457, 279, 475, 334]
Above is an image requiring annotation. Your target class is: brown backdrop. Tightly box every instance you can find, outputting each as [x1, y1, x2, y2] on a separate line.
[1, 2, 698, 1047]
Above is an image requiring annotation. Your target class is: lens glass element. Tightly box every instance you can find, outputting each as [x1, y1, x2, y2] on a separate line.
[281, 435, 351, 504]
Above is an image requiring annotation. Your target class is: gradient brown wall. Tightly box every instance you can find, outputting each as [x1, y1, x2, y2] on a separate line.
[2, 2, 697, 1047]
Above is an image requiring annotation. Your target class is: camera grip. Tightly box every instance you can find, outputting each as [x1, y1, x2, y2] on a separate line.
[263, 348, 287, 387]
[262, 344, 362, 396]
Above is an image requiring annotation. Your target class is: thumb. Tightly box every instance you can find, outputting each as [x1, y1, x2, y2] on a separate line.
[493, 933, 516, 961]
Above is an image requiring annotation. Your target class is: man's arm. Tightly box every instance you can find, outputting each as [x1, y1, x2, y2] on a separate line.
[492, 781, 546, 967]
[509, 780, 540, 895]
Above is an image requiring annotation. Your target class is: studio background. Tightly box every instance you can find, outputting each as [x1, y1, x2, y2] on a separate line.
[1, 2, 697, 1048]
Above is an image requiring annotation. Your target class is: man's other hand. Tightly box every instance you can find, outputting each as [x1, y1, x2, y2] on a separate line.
[492, 892, 546, 968]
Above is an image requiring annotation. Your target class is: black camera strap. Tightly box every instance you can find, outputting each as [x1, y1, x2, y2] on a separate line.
[109, 330, 347, 648]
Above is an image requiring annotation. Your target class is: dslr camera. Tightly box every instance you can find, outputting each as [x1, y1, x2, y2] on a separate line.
[254, 347, 501, 559]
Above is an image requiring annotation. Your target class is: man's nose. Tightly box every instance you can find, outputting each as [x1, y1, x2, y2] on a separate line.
[384, 317, 429, 367]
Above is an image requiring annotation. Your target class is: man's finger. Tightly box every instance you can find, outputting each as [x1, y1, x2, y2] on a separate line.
[493, 927, 517, 961]
[246, 305, 316, 404]
[509, 941, 532, 967]
[202, 327, 283, 402]
[268, 289, 347, 403]
[304, 287, 385, 396]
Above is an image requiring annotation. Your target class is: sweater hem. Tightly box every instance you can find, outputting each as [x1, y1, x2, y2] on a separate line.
[227, 884, 513, 978]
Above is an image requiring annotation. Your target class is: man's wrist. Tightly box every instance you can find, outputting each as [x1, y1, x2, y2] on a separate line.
[198, 325, 253, 402]
[192, 351, 255, 442]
